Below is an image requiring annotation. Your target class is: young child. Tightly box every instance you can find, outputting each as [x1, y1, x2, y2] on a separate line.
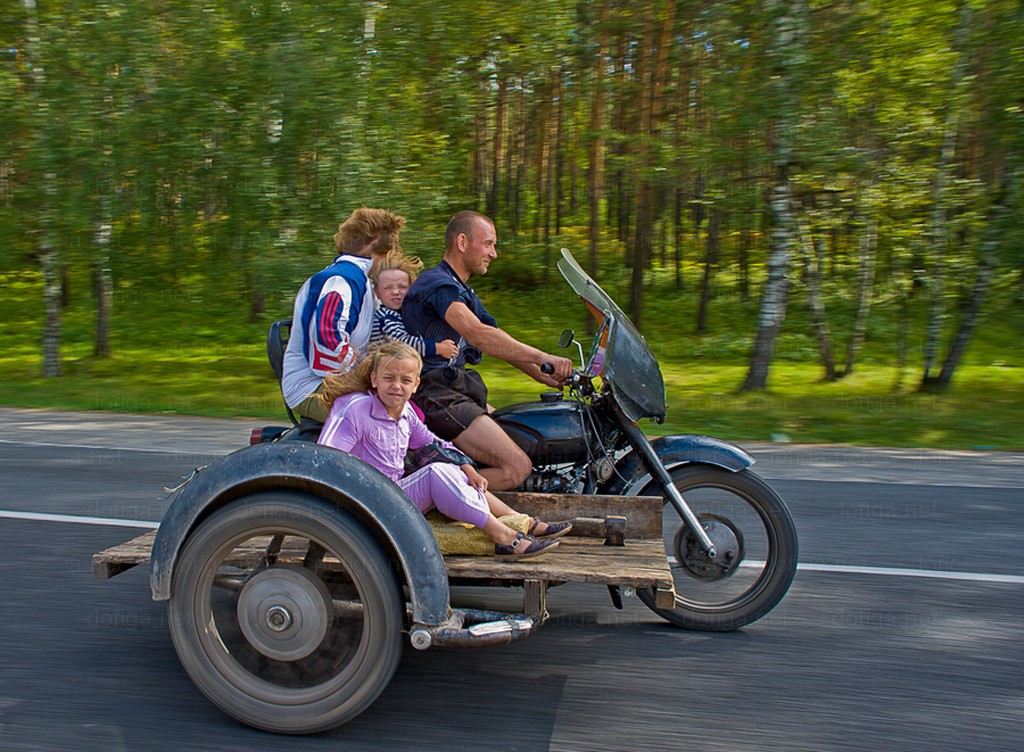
[316, 341, 571, 560]
[369, 251, 460, 361]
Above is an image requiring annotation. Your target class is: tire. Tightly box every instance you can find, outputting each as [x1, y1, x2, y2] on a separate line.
[635, 465, 798, 631]
[167, 491, 404, 734]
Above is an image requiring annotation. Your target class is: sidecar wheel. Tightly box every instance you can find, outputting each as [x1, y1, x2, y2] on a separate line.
[636, 466, 798, 631]
[167, 491, 403, 733]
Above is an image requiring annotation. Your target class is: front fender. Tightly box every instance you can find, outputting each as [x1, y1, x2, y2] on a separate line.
[601, 434, 755, 496]
[149, 442, 450, 627]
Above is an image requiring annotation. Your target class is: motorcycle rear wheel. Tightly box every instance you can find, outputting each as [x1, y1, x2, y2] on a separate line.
[635, 465, 798, 631]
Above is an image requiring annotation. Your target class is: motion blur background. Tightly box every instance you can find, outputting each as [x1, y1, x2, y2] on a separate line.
[2, 0, 1021, 447]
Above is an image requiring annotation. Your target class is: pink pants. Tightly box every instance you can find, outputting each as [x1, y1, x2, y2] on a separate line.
[398, 463, 491, 529]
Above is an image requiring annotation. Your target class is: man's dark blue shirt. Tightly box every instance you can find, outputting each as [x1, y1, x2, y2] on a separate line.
[402, 260, 497, 372]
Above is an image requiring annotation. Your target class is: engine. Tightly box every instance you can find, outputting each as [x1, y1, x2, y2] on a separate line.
[492, 393, 592, 466]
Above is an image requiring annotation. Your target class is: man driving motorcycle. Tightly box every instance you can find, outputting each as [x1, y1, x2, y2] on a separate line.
[401, 211, 573, 490]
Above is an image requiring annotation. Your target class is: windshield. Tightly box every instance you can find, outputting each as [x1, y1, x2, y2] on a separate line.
[557, 249, 666, 422]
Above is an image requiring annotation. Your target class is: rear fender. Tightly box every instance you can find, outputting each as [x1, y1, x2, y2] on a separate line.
[601, 434, 754, 496]
[150, 442, 450, 627]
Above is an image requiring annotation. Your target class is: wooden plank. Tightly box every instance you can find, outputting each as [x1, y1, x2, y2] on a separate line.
[92, 530, 157, 580]
[523, 580, 548, 617]
[603, 515, 626, 546]
[93, 525, 675, 594]
[442, 538, 674, 590]
[494, 492, 663, 539]
[654, 587, 677, 609]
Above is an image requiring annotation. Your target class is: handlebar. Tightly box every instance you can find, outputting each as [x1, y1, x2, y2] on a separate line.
[540, 362, 596, 395]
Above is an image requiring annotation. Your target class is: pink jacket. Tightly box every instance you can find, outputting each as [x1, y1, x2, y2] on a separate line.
[316, 391, 452, 481]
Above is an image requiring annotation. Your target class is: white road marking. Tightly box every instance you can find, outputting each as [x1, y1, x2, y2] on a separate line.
[4, 510, 1022, 584]
[794, 561, 1024, 585]
[669, 555, 1024, 585]
[0, 510, 158, 529]
[0, 438, 199, 455]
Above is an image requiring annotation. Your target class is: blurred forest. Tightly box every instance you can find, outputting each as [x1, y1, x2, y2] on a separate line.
[1, 0, 1022, 393]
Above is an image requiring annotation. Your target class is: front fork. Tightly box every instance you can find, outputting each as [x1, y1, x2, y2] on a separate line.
[617, 416, 719, 559]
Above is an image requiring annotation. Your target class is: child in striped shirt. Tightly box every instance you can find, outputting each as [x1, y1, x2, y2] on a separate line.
[369, 250, 460, 361]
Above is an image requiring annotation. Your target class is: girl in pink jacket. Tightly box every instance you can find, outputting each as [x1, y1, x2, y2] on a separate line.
[316, 341, 570, 560]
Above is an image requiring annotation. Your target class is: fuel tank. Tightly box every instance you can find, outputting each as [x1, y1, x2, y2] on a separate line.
[492, 393, 590, 465]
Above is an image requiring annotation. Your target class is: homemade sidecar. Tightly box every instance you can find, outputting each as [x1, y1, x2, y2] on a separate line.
[93, 440, 673, 734]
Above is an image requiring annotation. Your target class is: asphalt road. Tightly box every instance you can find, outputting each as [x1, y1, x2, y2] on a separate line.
[1, 407, 1022, 752]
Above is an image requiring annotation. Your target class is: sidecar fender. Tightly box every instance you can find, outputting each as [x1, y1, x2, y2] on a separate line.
[602, 434, 755, 496]
[149, 441, 451, 626]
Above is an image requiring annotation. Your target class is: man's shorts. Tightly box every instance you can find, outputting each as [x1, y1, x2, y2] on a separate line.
[413, 367, 489, 441]
[294, 382, 329, 423]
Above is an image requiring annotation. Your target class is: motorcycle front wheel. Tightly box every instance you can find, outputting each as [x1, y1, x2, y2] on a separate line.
[635, 465, 798, 631]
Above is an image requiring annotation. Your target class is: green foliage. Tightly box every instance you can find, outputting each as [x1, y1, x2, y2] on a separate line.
[2, 0, 1022, 445]
[4, 258, 1021, 448]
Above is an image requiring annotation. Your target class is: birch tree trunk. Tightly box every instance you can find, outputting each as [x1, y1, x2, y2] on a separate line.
[741, 0, 807, 391]
[22, 0, 62, 377]
[93, 205, 113, 357]
[921, 3, 971, 387]
[920, 109, 958, 382]
[799, 221, 836, 381]
[933, 164, 1017, 390]
[841, 219, 877, 377]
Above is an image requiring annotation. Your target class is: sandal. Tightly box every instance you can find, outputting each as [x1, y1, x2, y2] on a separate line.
[529, 518, 574, 540]
[495, 532, 560, 561]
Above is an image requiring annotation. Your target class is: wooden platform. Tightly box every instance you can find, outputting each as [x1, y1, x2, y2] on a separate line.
[94, 529, 672, 590]
[94, 529, 158, 581]
[92, 493, 675, 609]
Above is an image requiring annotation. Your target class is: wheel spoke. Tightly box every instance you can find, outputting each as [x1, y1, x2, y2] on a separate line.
[635, 466, 798, 631]
[168, 492, 403, 732]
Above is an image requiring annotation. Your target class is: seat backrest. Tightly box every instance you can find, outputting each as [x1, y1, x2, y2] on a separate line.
[267, 319, 291, 381]
[266, 319, 299, 426]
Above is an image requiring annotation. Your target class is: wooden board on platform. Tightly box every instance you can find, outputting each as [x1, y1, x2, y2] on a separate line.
[444, 537, 673, 590]
[92, 528, 673, 593]
[93, 530, 157, 580]
[494, 492, 663, 538]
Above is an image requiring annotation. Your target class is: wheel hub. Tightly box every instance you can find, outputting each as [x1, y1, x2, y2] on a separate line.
[674, 514, 744, 581]
[265, 605, 293, 632]
[237, 565, 333, 662]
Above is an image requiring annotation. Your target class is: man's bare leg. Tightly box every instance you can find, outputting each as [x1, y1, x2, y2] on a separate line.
[452, 414, 531, 491]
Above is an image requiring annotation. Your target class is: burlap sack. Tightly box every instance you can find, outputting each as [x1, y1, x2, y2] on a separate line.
[426, 511, 531, 555]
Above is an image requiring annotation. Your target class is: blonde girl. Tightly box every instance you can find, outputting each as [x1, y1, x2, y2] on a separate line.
[316, 341, 570, 560]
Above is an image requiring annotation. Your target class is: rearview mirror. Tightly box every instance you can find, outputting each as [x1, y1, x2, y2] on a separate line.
[558, 329, 585, 369]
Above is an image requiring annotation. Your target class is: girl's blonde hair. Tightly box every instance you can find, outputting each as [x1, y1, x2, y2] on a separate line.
[317, 340, 423, 409]
[369, 249, 424, 289]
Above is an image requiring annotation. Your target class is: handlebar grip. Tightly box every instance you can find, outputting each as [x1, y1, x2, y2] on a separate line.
[540, 363, 555, 375]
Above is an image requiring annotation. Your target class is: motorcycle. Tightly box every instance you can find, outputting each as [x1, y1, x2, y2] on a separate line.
[490, 249, 798, 630]
[88, 248, 798, 735]
[264, 248, 798, 632]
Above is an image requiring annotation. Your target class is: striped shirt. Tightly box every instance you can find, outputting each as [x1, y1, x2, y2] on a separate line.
[370, 306, 439, 357]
